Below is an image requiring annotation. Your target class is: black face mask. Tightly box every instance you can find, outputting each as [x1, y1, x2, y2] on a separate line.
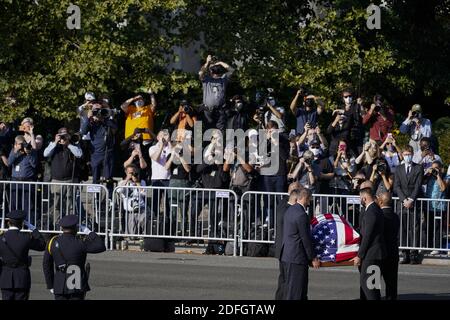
[235, 102, 244, 112]
[305, 99, 315, 109]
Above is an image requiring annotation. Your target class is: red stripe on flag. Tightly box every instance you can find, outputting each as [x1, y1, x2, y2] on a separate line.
[324, 213, 333, 220]
[336, 251, 358, 262]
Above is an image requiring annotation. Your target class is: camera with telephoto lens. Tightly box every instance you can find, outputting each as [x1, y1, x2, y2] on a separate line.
[375, 159, 387, 174]
[180, 100, 193, 114]
[92, 107, 119, 118]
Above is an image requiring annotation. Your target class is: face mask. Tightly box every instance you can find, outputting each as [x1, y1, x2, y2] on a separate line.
[135, 100, 144, 107]
[268, 99, 276, 107]
[235, 102, 244, 111]
[404, 155, 412, 164]
[344, 96, 353, 104]
[310, 148, 320, 156]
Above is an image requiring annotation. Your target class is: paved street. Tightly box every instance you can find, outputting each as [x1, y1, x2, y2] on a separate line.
[26, 250, 450, 300]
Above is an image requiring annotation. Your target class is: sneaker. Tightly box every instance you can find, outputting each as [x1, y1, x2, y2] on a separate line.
[430, 250, 440, 255]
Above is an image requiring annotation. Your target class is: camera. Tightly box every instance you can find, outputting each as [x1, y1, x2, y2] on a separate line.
[375, 159, 387, 174]
[20, 141, 32, 152]
[92, 108, 118, 118]
[431, 168, 440, 177]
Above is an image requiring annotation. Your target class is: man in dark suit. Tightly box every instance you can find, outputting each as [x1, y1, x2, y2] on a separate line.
[274, 181, 302, 300]
[43, 215, 106, 300]
[378, 191, 400, 300]
[352, 186, 386, 300]
[0, 210, 46, 300]
[280, 189, 320, 300]
[393, 145, 424, 264]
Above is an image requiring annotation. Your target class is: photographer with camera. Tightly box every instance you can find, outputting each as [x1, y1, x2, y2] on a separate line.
[327, 107, 351, 156]
[364, 157, 392, 196]
[288, 150, 317, 193]
[415, 137, 442, 171]
[400, 104, 432, 160]
[329, 140, 356, 195]
[253, 89, 286, 132]
[117, 164, 147, 235]
[296, 125, 328, 157]
[289, 89, 323, 135]
[18, 118, 37, 150]
[7, 135, 39, 223]
[342, 88, 364, 155]
[423, 161, 448, 255]
[43, 128, 83, 226]
[362, 94, 394, 144]
[121, 89, 157, 143]
[123, 135, 148, 172]
[380, 133, 402, 174]
[218, 95, 250, 132]
[169, 100, 197, 141]
[199, 55, 233, 111]
[80, 101, 118, 188]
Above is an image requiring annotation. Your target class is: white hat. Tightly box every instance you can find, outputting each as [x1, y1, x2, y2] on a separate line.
[84, 92, 96, 101]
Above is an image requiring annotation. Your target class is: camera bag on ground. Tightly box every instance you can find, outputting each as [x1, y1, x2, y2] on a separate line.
[143, 219, 175, 253]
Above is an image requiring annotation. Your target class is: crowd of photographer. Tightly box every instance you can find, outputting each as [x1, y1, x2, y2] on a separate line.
[0, 54, 449, 259]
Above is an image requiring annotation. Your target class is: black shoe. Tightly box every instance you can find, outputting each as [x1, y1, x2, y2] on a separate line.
[410, 255, 421, 265]
[399, 255, 410, 264]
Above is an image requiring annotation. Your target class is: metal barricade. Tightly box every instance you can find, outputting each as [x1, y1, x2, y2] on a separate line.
[0, 180, 110, 247]
[110, 185, 239, 255]
[239, 191, 450, 256]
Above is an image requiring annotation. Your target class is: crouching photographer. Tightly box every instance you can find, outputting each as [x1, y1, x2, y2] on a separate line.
[423, 161, 448, 254]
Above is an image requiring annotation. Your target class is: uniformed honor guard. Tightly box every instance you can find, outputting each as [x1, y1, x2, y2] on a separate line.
[0, 210, 46, 300]
[43, 215, 106, 300]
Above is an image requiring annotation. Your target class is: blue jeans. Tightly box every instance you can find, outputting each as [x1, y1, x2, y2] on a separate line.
[258, 175, 287, 230]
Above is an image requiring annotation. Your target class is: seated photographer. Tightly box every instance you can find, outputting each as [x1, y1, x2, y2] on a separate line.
[121, 89, 157, 143]
[7, 135, 38, 222]
[329, 140, 356, 195]
[289, 89, 323, 135]
[253, 92, 286, 132]
[327, 108, 351, 156]
[199, 54, 234, 111]
[423, 161, 448, 254]
[117, 164, 147, 235]
[169, 100, 197, 141]
[218, 95, 250, 132]
[288, 150, 317, 193]
[380, 133, 402, 173]
[415, 137, 442, 171]
[362, 94, 394, 144]
[80, 101, 118, 186]
[400, 104, 432, 158]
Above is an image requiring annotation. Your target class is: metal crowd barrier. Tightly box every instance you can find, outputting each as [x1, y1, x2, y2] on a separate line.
[110, 185, 239, 255]
[0, 180, 109, 247]
[239, 191, 450, 256]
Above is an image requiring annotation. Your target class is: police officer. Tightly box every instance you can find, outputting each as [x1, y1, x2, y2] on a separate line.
[43, 215, 106, 300]
[0, 210, 46, 300]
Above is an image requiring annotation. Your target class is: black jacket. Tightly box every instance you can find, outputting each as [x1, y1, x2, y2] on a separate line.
[0, 229, 45, 289]
[275, 197, 291, 260]
[280, 203, 315, 265]
[382, 207, 400, 260]
[358, 202, 386, 261]
[42, 232, 106, 295]
[393, 163, 423, 202]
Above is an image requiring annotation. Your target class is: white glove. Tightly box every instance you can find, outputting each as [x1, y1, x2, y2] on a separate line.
[80, 224, 91, 234]
[24, 220, 36, 231]
[50, 289, 54, 294]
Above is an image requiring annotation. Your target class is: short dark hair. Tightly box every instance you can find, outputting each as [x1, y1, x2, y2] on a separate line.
[125, 164, 139, 173]
[266, 120, 279, 129]
[359, 188, 374, 198]
[8, 219, 21, 228]
[342, 87, 354, 95]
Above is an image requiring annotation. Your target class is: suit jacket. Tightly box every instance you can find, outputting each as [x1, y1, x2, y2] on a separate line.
[393, 163, 423, 202]
[42, 232, 106, 295]
[382, 207, 400, 260]
[275, 197, 291, 260]
[0, 229, 45, 289]
[358, 202, 386, 261]
[280, 203, 315, 265]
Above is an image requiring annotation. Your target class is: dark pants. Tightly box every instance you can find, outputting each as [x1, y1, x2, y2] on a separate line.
[190, 192, 229, 238]
[10, 181, 36, 224]
[151, 180, 170, 234]
[282, 261, 309, 300]
[258, 175, 287, 229]
[382, 258, 399, 300]
[359, 259, 382, 300]
[91, 152, 114, 194]
[168, 179, 190, 236]
[398, 204, 420, 258]
[54, 292, 86, 300]
[1, 288, 29, 300]
[275, 261, 286, 300]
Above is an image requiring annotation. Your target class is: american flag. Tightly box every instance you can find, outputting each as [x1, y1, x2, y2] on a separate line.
[311, 213, 360, 263]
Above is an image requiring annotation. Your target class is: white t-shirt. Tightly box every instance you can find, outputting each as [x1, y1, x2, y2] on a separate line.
[149, 144, 171, 180]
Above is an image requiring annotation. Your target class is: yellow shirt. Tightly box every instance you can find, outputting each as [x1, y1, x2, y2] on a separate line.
[125, 104, 155, 140]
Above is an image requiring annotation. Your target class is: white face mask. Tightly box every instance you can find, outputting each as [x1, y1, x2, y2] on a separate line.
[310, 148, 320, 157]
[344, 96, 353, 104]
[403, 155, 412, 164]
[135, 100, 144, 107]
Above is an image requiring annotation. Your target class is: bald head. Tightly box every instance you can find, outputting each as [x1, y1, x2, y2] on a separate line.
[378, 192, 392, 207]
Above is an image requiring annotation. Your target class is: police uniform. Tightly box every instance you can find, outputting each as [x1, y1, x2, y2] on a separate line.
[43, 215, 106, 300]
[0, 210, 46, 300]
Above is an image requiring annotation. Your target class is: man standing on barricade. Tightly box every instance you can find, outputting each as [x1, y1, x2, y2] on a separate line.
[0, 210, 45, 300]
[43, 215, 106, 300]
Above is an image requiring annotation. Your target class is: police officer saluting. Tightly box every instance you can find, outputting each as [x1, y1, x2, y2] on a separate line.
[0, 210, 46, 300]
[43, 215, 106, 300]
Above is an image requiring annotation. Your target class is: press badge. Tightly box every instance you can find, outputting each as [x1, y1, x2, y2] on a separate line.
[15, 165, 20, 172]
[210, 171, 216, 177]
[173, 168, 178, 175]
